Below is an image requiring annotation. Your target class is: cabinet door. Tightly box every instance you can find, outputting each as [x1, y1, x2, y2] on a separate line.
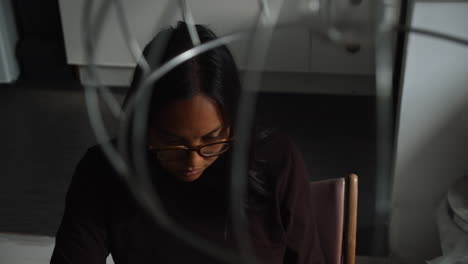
[225, 26, 310, 72]
[309, 34, 375, 75]
[187, 0, 309, 72]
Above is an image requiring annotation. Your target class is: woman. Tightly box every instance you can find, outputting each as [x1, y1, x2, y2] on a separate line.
[51, 22, 324, 264]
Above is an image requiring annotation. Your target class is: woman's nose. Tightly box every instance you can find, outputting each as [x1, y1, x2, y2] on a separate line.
[186, 150, 203, 167]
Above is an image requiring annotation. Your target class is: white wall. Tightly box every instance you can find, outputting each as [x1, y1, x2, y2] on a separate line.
[390, 2, 468, 263]
[0, 0, 20, 83]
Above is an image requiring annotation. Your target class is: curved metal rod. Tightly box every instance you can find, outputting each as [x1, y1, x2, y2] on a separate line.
[82, 0, 130, 177]
[179, 0, 200, 46]
[226, 0, 285, 262]
[82, 0, 468, 262]
[83, 0, 123, 119]
[115, 0, 178, 177]
[374, 7, 394, 255]
[113, 0, 151, 74]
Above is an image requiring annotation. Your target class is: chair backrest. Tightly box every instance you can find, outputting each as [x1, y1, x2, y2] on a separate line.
[310, 174, 358, 264]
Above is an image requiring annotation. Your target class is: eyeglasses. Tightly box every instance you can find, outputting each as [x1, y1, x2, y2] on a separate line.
[148, 138, 233, 161]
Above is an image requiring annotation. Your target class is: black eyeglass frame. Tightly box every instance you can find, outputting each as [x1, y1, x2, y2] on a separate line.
[148, 138, 234, 160]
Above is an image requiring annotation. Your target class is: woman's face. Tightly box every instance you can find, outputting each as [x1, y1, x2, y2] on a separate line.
[148, 94, 230, 182]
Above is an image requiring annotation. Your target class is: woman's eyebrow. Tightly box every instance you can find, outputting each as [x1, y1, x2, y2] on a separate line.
[203, 126, 223, 137]
[157, 126, 223, 138]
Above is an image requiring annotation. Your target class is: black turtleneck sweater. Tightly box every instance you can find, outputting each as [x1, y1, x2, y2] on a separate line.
[50, 132, 324, 264]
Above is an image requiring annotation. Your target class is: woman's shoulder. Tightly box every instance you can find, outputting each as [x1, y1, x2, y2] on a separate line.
[79, 144, 113, 166]
[251, 127, 309, 189]
[69, 144, 129, 202]
[251, 127, 298, 163]
[77, 142, 124, 176]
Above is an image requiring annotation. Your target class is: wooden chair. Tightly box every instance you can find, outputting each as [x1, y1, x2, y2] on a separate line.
[310, 174, 358, 264]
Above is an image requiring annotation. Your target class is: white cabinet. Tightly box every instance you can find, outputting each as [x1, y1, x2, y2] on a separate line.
[227, 26, 310, 72]
[59, 0, 181, 66]
[58, 0, 375, 86]
[186, 0, 310, 72]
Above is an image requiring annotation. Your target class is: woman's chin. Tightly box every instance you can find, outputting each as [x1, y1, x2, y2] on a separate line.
[175, 170, 204, 182]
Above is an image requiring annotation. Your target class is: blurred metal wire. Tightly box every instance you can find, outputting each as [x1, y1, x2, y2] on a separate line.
[81, 0, 468, 262]
[116, 0, 178, 182]
[228, 0, 284, 262]
[82, 0, 130, 178]
[82, 0, 256, 262]
[374, 0, 396, 254]
[179, 0, 200, 46]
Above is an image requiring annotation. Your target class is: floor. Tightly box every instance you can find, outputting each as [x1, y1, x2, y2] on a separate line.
[0, 233, 389, 264]
[0, 80, 378, 256]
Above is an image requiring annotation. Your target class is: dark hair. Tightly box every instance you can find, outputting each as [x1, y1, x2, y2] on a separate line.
[124, 21, 272, 211]
[124, 21, 240, 128]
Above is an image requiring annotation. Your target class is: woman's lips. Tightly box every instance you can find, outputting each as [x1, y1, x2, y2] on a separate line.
[180, 168, 202, 177]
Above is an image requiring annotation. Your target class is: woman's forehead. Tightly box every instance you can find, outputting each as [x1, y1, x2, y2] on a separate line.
[154, 125, 224, 139]
[151, 94, 225, 138]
